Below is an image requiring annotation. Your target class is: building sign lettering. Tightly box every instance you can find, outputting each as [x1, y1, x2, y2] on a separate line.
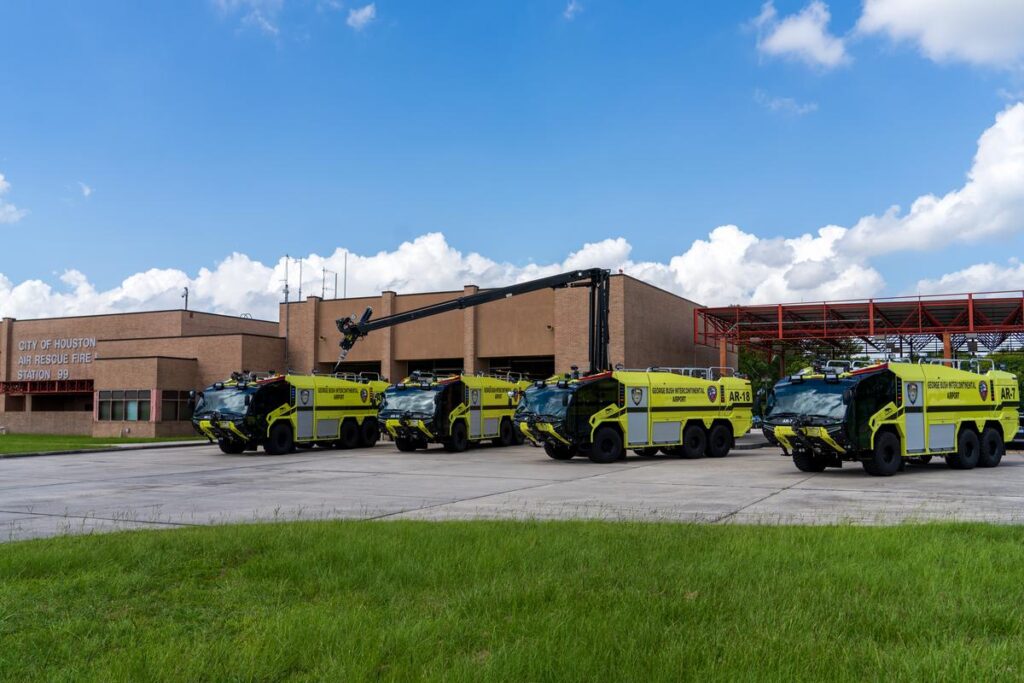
[13, 337, 97, 381]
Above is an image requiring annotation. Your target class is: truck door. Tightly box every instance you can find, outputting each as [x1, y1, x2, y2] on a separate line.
[626, 384, 649, 446]
[468, 387, 482, 439]
[903, 379, 926, 454]
[295, 385, 315, 441]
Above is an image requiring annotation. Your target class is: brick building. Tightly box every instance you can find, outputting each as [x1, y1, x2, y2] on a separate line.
[283, 274, 730, 383]
[0, 274, 729, 437]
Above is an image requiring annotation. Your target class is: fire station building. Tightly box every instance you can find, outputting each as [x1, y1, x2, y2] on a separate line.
[0, 274, 729, 437]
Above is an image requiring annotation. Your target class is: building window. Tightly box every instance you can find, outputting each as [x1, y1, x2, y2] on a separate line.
[161, 390, 194, 421]
[98, 389, 152, 422]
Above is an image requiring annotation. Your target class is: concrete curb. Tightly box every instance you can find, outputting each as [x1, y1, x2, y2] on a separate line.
[0, 440, 210, 460]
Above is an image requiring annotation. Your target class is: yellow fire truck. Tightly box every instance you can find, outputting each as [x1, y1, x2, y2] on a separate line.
[515, 367, 753, 463]
[763, 359, 1019, 476]
[193, 371, 389, 455]
[379, 372, 532, 452]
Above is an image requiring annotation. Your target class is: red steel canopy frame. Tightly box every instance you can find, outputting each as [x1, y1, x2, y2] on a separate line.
[695, 290, 1024, 353]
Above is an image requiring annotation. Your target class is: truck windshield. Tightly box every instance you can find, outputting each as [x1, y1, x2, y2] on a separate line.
[195, 386, 256, 417]
[381, 387, 441, 418]
[767, 379, 852, 422]
[516, 385, 573, 421]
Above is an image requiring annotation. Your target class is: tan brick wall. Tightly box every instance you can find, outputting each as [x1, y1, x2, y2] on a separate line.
[620, 276, 736, 370]
[96, 335, 283, 389]
[0, 411, 94, 435]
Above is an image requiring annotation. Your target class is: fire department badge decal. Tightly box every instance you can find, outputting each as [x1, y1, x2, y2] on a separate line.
[979, 381, 988, 400]
[707, 386, 717, 402]
[360, 388, 368, 402]
[300, 389, 311, 404]
[630, 387, 643, 406]
[907, 383, 918, 405]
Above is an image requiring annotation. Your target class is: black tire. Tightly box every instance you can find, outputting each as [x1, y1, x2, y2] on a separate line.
[793, 451, 827, 472]
[339, 419, 360, 449]
[497, 418, 515, 447]
[680, 423, 707, 459]
[706, 423, 732, 458]
[634, 447, 660, 457]
[358, 418, 380, 448]
[863, 431, 901, 476]
[978, 427, 1005, 468]
[588, 426, 624, 464]
[218, 440, 246, 455]
[946, 429, 980, 470]
[395, 438, 418, 452]
[444, 420, 469, 453]
[544, 442, 576, 460]
[264, 422, 294, 455]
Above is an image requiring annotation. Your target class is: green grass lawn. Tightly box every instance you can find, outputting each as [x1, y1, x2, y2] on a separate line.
[0, 433, 201, 455]
[3, 521, 1024, 681]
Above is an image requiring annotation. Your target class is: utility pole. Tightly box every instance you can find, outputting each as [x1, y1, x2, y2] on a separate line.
[322, 268, 338, 298]
[181, 286, 189, 311]
[283, 255, 291, 372]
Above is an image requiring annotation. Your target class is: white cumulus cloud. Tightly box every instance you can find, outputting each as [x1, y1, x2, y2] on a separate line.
[840, 102, 1024, 257]
[753, 0, 849, 69]
[347, 3, 376, 30]
[914, 260, 1024, 295]
[858, 0, 1024, 68]
[0, 172, 28, 225]
[563, 1, 583, 21]
[754, 88, 818, 115]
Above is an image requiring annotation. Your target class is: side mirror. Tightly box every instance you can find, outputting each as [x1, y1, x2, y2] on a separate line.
[187, 390, 197, 410]
[562, 394, 570, 406]
[244, 394, 252, 407]
[843, 388, 853, 404]
[753, 387, 765, 416]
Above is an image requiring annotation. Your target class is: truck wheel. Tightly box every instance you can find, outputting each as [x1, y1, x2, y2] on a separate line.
[264, 423, 294, 455]
[588, 426, 623, 463]
[945, 430, 980, 470]
[863, 431, 901, 476]
[706, 424, 732, 458]
[339, 419, 360, 449]
[218, 440, 246, 455]
[680, 424, 707, 459]
[359, 418, 380, 448]
[544, 442, 576, 460]
[793, 451, 827, 472]
[497, 418, 515, 447]
[444, 421, 469, 452]
[395, 438, 418, 452]
[978, 427, 1005, 468]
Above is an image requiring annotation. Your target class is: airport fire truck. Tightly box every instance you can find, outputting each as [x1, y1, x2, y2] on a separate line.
[762, 359, 1019, 476]
[515, 367, 753, 463]
[379, 371, 532, 451]
[193, 371, 388, 455]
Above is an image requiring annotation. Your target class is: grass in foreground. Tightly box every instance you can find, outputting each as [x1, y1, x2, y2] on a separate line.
[0, 433, 199, 455]
[2, 521, 1024, 681]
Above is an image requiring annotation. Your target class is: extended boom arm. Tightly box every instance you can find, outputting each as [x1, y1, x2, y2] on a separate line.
[335, 268, 611, 374]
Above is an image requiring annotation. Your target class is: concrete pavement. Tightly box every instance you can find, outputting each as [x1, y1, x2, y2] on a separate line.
[1, 438, 1023, 541]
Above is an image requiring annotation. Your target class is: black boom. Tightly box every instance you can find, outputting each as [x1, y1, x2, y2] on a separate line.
[334, 268, 611, 374]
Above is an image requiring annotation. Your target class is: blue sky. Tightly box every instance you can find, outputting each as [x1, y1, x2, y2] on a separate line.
[2, 1, 1024, 319]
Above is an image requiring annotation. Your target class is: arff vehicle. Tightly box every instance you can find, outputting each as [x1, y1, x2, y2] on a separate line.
[763, 359, 1019, 476]
[515, 367, 753, 464]
[193, 371, 389, 455]
[379, 372, 531, 452]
